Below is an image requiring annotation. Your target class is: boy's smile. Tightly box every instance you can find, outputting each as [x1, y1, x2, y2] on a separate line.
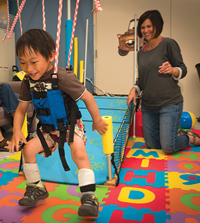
[18, 47, 55, 80]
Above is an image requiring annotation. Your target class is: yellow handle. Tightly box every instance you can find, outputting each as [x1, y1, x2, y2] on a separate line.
[79, 60, 84, 83]
[21, 113, 28, 139]
[74, 37, 78, 76]
[102, 116, 114, 154]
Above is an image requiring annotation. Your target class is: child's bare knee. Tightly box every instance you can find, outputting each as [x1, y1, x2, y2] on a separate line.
[23, 141, 36, 156]
[72, 147, 86, 160]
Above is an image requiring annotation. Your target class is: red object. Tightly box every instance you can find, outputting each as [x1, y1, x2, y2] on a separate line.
[8, 0, 26, 39]
[54, 0, 64, 74]
[66, 0, 79, 69]
[129, 109, 144, 137]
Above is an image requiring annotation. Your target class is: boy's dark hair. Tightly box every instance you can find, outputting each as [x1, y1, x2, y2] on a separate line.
[16, 28, 56, 60]
[137, 10, 164, 39]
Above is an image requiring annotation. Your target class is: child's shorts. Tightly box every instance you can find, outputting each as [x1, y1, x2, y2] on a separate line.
[37, 119, 87, 157]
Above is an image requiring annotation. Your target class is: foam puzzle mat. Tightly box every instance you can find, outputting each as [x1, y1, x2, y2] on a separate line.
[1, 130, 200, 222]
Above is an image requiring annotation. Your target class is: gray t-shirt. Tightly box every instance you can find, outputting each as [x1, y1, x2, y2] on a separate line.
[136, 37, 187, 110]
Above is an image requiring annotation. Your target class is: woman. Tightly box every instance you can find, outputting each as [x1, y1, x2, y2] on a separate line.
[127, 10, 200, 153]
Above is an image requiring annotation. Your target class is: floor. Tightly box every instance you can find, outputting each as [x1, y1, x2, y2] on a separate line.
[0, 127, 200, 222]
[1, 120, 200, 161]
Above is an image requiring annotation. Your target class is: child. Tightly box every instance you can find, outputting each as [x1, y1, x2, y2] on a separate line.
[9, 28, 108, 217]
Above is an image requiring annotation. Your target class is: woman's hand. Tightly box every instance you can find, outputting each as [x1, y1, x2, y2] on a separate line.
[127, 88, 137, 107]
[159, 61, 172, 74]
[159, 61, 179, 77]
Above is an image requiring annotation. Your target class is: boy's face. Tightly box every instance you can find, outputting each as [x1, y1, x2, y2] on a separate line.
[18, 47, 55, 80]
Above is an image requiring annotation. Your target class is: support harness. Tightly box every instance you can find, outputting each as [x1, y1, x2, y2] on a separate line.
[28, 74, 81, 171]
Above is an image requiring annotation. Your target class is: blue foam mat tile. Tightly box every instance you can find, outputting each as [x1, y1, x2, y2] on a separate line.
[0, 171, 18, 186]
[95, 205, 170, 223]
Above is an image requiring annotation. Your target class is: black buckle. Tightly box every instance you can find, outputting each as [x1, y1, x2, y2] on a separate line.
[52, 73, 58, 90]
[36, 108, 51, 116]
[57, 118, 65, 130]
[66, 65, 73, 71]
[42, 124, 55, 132]
[33, 91, 47, 99]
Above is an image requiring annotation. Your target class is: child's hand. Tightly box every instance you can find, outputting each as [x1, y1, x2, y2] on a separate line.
[92, 118, 108, 135]
[8, 131, 27, 153]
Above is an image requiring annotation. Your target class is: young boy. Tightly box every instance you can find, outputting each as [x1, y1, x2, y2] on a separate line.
[9, 28, 108, 217]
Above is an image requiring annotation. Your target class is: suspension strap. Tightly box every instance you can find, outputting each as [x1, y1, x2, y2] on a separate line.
[2, 0, 10, 42]
[2, 0, 23, 42]
[54, 0, 63, 74]
[17, 0, 23, 35]
[3, 0, 47, 42]
[8, 0, 26, 39]
[66, 0, 80, 70]
[42, 0, 46, 31]
[92, 0, 103, 13]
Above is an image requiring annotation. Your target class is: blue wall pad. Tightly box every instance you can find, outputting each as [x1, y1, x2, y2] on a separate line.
[36, 122, 120, 184]
[36, 96, 128, 185]
[80, 108, 127, 123]
[77, 96, 127, 110]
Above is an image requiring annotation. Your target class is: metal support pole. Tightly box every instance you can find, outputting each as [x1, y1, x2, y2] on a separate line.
[67, 0, 71, 19]
[107, 154, 112, 181]
[133, 14, 137, 138]
[84, 19, 89, 87]
[93, 24, 96, 93]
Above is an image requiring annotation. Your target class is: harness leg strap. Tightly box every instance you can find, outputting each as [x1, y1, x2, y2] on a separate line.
[59, 128, 70, 171]
[68, 102, 77, 143]
[37, 123, 51, 157]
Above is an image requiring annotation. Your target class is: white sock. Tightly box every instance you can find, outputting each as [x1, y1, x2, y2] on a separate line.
[78, 168, 95, 187]
[23, 163, 43, 187]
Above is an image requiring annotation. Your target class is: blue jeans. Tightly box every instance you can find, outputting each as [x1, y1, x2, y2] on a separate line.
[0, 83, 19, 115]
[141, 102, 190, 153]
